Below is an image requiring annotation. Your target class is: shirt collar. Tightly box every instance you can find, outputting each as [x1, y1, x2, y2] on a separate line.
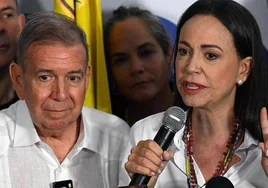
[236, 130, 259, 151]
[13, 101, 41, 147]
[12, 103, 98, 153]
[74, 107, 98, 153]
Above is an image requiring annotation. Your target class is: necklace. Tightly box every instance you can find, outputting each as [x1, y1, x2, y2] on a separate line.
[184, 110, 242, 188]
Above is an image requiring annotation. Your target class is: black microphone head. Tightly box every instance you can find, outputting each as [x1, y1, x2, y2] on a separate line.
[163, 106, 186, 132]
[206, 176, 234, 188]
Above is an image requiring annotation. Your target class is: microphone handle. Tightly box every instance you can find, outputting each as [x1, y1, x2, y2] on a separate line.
[129, 174, 151, 186]
[129, 126, 175, 185]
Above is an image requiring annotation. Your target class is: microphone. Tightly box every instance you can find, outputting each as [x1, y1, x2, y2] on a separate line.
[206, 176, 234, 188]
[129, 106, 186, 186]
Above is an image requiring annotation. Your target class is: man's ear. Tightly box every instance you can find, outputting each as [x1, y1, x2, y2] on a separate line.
[9, 62, 25, 100]
[18, 13, 26, 33]
[85, 65, 92, 90]
[238, 56, 253, 83]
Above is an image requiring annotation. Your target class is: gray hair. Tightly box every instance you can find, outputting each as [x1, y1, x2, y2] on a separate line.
[17, 11, 89, 70]
[104, 6, 171, 60]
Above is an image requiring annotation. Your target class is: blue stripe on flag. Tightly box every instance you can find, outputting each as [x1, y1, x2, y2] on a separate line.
[158, 16, 176, 45]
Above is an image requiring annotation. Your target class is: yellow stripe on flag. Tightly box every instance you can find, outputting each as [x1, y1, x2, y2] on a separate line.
[54, 0, 75, 19]
[54, 0, 112, 113]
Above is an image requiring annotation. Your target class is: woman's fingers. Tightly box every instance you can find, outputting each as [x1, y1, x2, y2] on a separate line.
[125, 140, 173, 177]
[259, 107, 268, 177]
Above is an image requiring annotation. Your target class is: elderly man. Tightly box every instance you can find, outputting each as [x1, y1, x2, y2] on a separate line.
[0, 0, 25, 109]
[0, 12, 130, 188]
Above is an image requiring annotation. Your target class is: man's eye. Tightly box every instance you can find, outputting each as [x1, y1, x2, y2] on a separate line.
[39, 75, 50, 81]
[2, 13, 14, 19]
[70, 76, 76, 81]
[69, 76, 81, 82]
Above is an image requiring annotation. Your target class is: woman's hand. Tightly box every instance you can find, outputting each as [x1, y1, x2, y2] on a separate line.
[125, 139, 174, 188]
[259, 107, 268, 176]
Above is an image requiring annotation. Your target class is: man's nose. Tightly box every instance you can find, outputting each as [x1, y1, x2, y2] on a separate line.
[50, 79, 68, 101]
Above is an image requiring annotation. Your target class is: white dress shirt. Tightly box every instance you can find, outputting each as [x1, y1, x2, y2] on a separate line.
[119, 112, 268, 188]
[0, 100, 130, 188]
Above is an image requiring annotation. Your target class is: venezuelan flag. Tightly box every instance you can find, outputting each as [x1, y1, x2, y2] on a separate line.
[54, 0, 111, 113]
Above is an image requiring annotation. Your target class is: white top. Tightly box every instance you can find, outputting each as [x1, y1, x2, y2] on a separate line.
[0, 100, 130, 188]
[119, 112, 268, 188]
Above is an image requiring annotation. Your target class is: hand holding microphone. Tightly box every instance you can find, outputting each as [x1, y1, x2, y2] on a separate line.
[125, 106, 186, 186]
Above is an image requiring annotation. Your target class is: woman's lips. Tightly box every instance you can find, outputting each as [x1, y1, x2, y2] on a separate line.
[132, 81, 150, 88]
[0, 44, 9, 52]
[182, 81, 206, 94]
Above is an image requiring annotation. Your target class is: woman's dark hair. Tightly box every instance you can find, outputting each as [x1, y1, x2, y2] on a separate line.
[173, 0, 268, 141]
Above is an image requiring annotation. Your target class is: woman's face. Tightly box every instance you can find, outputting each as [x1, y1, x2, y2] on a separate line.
[176, 15, 251, 110]
[108, 17, 171, 102]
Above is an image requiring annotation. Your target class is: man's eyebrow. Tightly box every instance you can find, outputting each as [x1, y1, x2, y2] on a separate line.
[34, 69, 85, 77]
[35, 69, 54, 74]
[0, 6, 16, 12]
[68, 69, 85, 76]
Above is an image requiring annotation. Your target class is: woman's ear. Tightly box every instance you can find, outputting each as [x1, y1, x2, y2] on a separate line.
[238, 56, 253, 83]
[166, 47, 173, 68]
[9, 62, 25, 100]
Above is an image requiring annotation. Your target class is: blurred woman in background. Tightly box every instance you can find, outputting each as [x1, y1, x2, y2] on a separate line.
[104, 6, 174, 126]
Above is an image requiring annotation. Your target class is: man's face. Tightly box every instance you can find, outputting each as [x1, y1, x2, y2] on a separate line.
[0, 0, 24, 68]
[15, 43, 90, 131]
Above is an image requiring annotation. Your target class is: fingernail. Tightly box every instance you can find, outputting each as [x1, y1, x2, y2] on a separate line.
[160, 162, 165, 168]
[265, 150, 268, 157]
[151, 172, 155, 176]
[158, 169, 162, 174]
[165, 152, 170, 158]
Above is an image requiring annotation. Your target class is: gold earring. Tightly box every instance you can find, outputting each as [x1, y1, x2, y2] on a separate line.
[237, 80, 243, 85]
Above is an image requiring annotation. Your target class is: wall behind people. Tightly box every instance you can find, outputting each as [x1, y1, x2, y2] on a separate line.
[18, 0, 52, 14]
[102, 0, 268, 61]
[20, 0, 268, 64]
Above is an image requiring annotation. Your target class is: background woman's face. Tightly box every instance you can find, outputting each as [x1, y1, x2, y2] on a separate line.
[109, 17, 171, 102]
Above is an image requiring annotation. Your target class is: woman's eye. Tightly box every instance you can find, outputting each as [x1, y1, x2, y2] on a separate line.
[178, 48, 189, 56]
[113, 56, 128, 65]
[139, 50, 154, 57]
[206, 53, 218, 60]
